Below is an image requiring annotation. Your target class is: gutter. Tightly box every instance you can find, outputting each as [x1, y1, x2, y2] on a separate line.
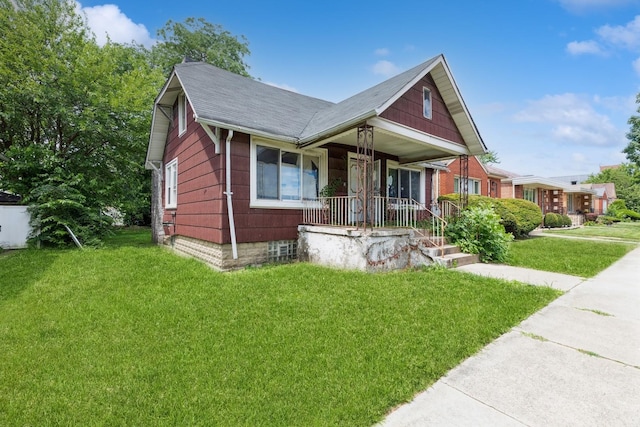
[224, 130, 238, 260]
[196, 117, 297, 144]
[297, 110, 376, 148]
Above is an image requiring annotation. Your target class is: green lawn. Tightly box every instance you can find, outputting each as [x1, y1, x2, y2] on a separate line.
[542, 221, 640, 242]
[506, 236, 636, 277]
[0, 229, 560, 426]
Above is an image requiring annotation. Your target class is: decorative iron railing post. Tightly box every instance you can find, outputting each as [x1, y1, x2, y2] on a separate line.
[460, 154, 469, 209]
[356, 124, 374, 230]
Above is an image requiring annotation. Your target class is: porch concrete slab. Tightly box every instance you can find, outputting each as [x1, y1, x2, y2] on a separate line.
[417, 331, 640, 427]
[456, 263, 584, 291]
[516, 303, 640, 367]
[378, 381, 525, 427]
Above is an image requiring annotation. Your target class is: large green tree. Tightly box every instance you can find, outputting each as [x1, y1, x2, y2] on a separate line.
[586, 164, 640, 213]
[151, 17, 251, 76]
[0, 0, 164, 245]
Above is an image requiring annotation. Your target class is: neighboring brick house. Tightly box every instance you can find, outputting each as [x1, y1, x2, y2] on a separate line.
[551, 175, 617, 215]
[145, 54, 487, 270]
[434, 156, 504, 199]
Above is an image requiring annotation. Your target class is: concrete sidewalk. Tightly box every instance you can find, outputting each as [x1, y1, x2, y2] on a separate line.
[379, 247, 640, 427]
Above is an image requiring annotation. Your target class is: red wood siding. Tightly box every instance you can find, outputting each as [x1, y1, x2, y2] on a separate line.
[163, 99, 226, 243]
[379, 74, 465, 145]
[163, 106, 442, 246]
[226, 132, 303, 243]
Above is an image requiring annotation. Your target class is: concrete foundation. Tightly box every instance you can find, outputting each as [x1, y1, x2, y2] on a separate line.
[297, 225, 434, 272]
[166, 235, 297, 271]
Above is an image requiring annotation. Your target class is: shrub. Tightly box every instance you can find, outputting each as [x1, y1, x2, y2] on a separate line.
[619, 209, 640, 221]
[439, 194, 542, 238]
[562, 214, 573, 227]
[544, 213, 560, 227]
[606, 200, 627, 217]
[26, 181, 113, 248]
[597, 215, 620, 225]
[444, 204, 513, 263]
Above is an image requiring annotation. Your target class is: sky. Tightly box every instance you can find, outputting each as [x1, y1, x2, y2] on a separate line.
[76, 0, 640, 178]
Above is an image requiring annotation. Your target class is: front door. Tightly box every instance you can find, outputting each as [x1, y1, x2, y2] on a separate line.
[348, 154, 380, 223]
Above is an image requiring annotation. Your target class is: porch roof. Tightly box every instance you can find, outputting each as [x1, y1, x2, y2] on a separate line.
[509, 175, 571, 190]
[146, 55, 487, 167]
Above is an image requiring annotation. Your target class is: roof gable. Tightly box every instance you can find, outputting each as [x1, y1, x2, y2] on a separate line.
[299, 57, 439, 141]
[146, 55, 487, 166]
[176, 62, 334, 138]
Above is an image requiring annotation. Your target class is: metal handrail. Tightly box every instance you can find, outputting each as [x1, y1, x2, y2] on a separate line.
[301, 196, 452, 254]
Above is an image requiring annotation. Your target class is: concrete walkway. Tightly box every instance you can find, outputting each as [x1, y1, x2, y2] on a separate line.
[379, 246, 640, 426]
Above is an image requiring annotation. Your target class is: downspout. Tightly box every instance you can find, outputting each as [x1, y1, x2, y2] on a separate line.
[224, 130, 238, 259]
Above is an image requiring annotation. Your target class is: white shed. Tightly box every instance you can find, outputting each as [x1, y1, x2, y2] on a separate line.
[0, 205, 31, 249]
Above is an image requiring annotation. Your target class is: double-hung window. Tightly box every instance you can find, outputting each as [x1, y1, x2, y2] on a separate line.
[251, 140, 326, 208]
[423, 87, 432, 119]
[178, 93, 187, 136]
[523, 187, 537, 203]
[454, 177, 481, 195]
[165, 158, 178, 209]
[387, 162, 423, 202]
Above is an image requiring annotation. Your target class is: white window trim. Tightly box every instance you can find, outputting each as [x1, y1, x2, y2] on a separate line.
[423, 87, 432, 120]
[178, 93, 187, 136]
[165, 158, 178, 209]
[250, 137, 328, 209]
[454, 176, 481, 195]
[523, 187, 538, 204]
[386, 160, 425, 204]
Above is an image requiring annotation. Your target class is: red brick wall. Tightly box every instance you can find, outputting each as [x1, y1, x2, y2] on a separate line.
[380, 74, 465, 145]
[437, 156, 489, 197]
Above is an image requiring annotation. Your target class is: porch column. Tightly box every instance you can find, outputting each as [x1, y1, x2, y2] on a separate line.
[356, 124, 375, 230]
[459, 154, 469, 208]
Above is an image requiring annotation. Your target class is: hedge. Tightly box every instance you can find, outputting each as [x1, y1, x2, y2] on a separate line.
[544, 212, 572, 228]
[439, 194, 543, 238]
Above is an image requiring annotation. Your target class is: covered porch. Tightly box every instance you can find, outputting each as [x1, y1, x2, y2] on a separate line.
[290, 56, 486, 271]
[297, 120, 476, 271]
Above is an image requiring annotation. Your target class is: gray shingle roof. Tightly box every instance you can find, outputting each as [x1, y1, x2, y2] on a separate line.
[146, 54, 486, 166]
[175, 62, 334, 139]
[174, 56, 441, 142]
[300, 57, 440, 140]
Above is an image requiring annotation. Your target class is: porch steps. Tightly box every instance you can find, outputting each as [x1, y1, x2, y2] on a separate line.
[423, 244, 480, 268]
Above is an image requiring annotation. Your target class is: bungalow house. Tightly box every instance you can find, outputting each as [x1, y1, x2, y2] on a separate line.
[494, 170, 597, 226]
[587, 183, 616, 214]
[145, 54, 487, 271]
[434, 156, 504, 199]
[550, 175, 616, 216]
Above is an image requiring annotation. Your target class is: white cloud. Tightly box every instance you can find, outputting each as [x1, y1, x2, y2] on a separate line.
[374, 48, 390, 56]
[593, 94, 637, 113]
[265, 82, 299, 93]
[566, 40, 605, 55]
[79, 3, 155, 48]
[597, 15, 640, 50]
[372, 60, 400, 77]
[571, 152, 588, 163]
[513, 93, 624, 146]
